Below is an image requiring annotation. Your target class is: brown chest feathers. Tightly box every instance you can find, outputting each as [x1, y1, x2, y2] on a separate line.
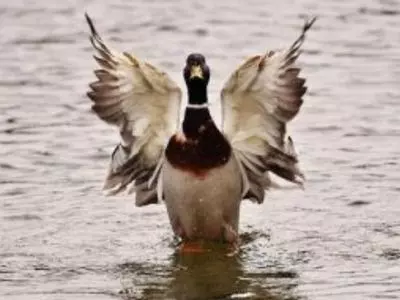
[165, 120, 232, 179]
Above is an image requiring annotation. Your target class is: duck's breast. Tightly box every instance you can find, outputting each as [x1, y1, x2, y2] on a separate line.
[162, 155, 242, 240]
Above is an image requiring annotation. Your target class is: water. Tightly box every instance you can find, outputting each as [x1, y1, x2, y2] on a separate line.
[1, 0, 400, 299]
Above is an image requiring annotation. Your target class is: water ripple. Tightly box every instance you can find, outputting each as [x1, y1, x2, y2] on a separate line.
[1, 0, 400, 299]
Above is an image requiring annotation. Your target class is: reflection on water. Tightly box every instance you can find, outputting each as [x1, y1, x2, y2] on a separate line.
[119, 246, 300, 300]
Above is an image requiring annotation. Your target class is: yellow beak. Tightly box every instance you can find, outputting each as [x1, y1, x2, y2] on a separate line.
[190, 65, 203, 79]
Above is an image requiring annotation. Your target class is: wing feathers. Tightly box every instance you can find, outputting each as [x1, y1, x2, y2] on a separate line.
[85, 13, 181, 205]
[221, 17, 315, 202]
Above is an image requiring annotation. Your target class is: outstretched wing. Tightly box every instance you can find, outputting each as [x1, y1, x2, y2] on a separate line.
[85, 14, 182, 206]
[221, 18, 316, 203]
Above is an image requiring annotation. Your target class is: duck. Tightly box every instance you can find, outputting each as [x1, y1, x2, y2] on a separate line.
[85, 13, 315, 252]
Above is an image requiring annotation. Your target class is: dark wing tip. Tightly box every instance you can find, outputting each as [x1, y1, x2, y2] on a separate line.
[85, 12, 99, 38]
[288, 16, 317, 53]
[304, 16, 317, 32]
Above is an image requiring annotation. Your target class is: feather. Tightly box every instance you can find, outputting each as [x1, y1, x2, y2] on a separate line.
[221, 17, 315, 201]
[85, 14, 182, 205]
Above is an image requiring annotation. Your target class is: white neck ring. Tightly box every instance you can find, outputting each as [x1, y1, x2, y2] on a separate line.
[186, 103, 209, 109]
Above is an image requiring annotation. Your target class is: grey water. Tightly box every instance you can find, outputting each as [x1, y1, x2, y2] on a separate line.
[1, 0, 400, 299]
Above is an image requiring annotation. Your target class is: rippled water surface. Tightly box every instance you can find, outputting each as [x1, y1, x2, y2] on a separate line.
[1, 0, 400, 299]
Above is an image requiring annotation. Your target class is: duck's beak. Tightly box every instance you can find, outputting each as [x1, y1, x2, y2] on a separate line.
[190, 65, 203, 79]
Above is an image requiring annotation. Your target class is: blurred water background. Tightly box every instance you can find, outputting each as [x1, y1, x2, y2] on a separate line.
[1, 0, 400, 299]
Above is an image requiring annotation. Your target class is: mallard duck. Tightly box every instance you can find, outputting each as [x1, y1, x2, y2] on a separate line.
[85, 14, 315, 250]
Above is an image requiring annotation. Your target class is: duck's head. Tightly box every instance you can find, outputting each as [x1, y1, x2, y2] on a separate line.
[184, 53, 210, 105]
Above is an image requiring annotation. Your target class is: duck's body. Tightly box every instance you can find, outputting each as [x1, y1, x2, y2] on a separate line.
[163, 58, 242, 243]
[163, 152, 241, 242]
[85, 14, 315, 249]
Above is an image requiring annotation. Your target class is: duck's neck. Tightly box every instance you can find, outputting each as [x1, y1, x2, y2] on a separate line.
[187, 81, 208, 105]
[183, 107, 212, 138]
[183, 82, 211, 139]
